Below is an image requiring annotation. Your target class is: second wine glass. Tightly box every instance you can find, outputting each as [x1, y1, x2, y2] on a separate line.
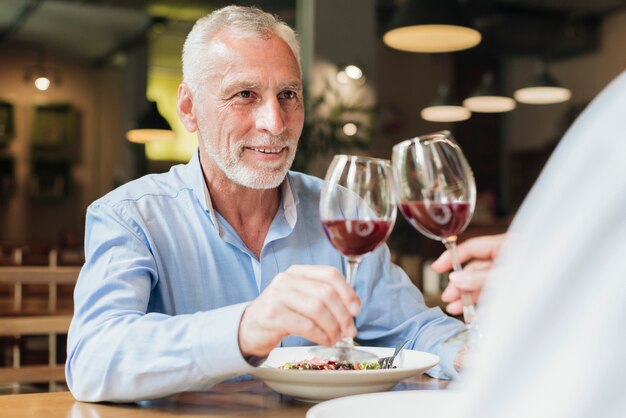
[392, 131, 479, 342]
[315, 155, 397, 362]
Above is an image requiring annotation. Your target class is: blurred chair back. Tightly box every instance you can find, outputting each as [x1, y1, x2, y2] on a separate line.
[0, 266, 79, 314]
[0, 265, 79, 393]
[0, 314, 72, 390]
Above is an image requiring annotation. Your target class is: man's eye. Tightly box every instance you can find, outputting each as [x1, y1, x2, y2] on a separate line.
[280, 91, 296, 100]
[238, 91, 252, 98]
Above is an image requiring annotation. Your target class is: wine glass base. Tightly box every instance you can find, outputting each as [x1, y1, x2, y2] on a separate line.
[308, 345, 378, 363]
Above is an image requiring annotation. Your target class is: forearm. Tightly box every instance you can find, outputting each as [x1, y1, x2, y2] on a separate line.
[355, 247, 465, 379]
[66, 302, 256, 402]
[408, 309, 464, 380]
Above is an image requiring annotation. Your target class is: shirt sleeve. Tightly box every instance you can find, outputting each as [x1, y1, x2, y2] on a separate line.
[65, 202, 257, 402]
[354, 244, 465, 379]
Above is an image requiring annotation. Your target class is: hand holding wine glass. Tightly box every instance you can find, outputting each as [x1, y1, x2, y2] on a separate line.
[315, 155, 397, 362]
[392, 131, 479, 342]
[432, 234, 506, 316]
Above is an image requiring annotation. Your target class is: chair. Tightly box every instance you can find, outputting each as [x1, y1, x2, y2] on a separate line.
[0, 265, 80, 314]
[0, 265, 79, 393]
[0, 314, 72, 390]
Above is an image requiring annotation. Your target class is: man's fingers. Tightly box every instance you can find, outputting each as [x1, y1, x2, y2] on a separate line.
[278, 308, 340, 346]
[239, 265, 366, 358]
[239, 291, 346, 357]
[441, 281, 460, 302]
[254, 307, 339, 348]
[463, 260, 493, 272]
[448, 268, 490, 292]
[281, 279, 356, 341]
[445, 299, 464, 315]
[444, 291, 480, 316]
[284, 265, 361, 316]
[431, 234, 506, 273]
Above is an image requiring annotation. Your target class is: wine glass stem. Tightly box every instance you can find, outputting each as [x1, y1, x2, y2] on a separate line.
[444, 240, 476, 325]
[338, 258, 360, 348]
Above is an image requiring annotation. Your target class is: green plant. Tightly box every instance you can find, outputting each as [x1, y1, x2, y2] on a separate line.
[292, 76, 374, 173]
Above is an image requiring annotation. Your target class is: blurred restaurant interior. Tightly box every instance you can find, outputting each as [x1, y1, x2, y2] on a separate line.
[0, 0, 626, 392]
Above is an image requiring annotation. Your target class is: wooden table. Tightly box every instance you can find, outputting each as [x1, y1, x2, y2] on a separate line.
[0, 375, 449, 417]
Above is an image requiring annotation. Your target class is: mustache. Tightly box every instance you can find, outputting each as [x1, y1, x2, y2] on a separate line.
[240, 134, 294, 147]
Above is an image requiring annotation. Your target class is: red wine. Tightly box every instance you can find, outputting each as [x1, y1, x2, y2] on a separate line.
[400, 201, 470, 240]
[322, 220, 393, 256]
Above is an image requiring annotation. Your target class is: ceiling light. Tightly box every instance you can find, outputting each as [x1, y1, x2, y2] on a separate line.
[383, 0, 481, 53]
[337, 64, 365, 85]
[126, 101, 176, 144]
[24, 65, 60, 91]
[34, 76, 51, 91]
[342, 122, 358, 136]
[463, 72, 516, 113]
[514, 63, 572, 105]
[344, 65, 363, 80]
[421, 85, 471, 122]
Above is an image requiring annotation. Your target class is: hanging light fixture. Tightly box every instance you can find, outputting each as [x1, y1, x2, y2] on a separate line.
[463, 72, 517, 113]
[383, 0, 481, 53]
[23, 48, 61, 91]
[342, 122, 358, 136]
[24, 65, 61, 91]
[337, 64, 366, 86]
[514, 63, 572, 105]
[421, 84, 471, 122]
[126, 101, 176, 144]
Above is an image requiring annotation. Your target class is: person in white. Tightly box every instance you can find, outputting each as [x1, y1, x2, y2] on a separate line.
[433, 70, 626, 417]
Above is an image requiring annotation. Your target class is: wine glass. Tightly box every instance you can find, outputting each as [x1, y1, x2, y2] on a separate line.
[314, 155, 397, 362]
[391, 131, 479, 343]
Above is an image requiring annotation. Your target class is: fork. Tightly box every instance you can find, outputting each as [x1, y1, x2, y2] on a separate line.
[378, 340, 409, 369]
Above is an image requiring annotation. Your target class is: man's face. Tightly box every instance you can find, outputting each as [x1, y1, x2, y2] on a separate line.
[193, 31, 304, 189]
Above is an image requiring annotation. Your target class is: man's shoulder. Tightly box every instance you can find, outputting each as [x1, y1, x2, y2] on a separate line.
[93, 163, 191, 209]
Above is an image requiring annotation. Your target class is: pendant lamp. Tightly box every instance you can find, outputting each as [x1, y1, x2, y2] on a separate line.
[514, 63, 571, 105]
[126, 101, 176, 144]
[463, 72, 517, 113]
[421, 84, 471, 122]
[383, 0, 481, 53]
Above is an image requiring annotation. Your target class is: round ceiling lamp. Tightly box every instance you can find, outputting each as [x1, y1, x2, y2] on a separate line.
[24, 64, 61, 91]
[34, 76, 51, 91]
[463, 72, 517, 113]
[421, 85, 471, 122]
[126, 101, 176, 144]
[514, 63, 572, 105]
[337, 64, 366, 86]
[383, 0, 481, 53]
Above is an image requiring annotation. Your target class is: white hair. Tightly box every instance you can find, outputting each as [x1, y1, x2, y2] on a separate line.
[182, 5, 301, 95]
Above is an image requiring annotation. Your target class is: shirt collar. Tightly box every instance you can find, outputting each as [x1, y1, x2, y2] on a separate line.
[185, 149, 211, 213]
[186, 149, 299, 232]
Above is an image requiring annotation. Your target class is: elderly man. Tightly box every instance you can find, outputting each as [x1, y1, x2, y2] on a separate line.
[66, 5, 464, 402]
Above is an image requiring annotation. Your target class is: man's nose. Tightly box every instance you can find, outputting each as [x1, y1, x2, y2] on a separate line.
[255, 97, 286, 136]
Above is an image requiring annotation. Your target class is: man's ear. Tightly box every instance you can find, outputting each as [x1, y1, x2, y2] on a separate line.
[177, 82, 198, 132]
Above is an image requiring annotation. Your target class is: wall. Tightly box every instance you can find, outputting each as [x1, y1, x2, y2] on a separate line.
[375, 48, 454, 154]
[506, 9, 626, 151]
[0, 47, 125, 248]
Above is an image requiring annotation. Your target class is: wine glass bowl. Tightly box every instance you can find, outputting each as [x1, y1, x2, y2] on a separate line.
[316, 155, 397, 361]
[322, 219, 394, 261]
[392, 131, 475, 243]
[392, 131, 479, 339]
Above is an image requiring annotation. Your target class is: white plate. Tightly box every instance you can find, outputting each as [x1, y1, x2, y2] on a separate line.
[251, 346, 439, 402]
[307, 390, 464, 418]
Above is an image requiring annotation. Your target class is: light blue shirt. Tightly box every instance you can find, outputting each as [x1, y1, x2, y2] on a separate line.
[66, 150, 464, 402]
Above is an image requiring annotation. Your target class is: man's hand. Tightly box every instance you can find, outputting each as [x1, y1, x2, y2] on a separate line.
[238, 265, 361, 358]
[431, 234, 506, 315]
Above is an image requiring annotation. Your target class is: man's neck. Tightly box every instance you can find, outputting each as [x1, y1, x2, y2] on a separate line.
[200, 155, 281, 258]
